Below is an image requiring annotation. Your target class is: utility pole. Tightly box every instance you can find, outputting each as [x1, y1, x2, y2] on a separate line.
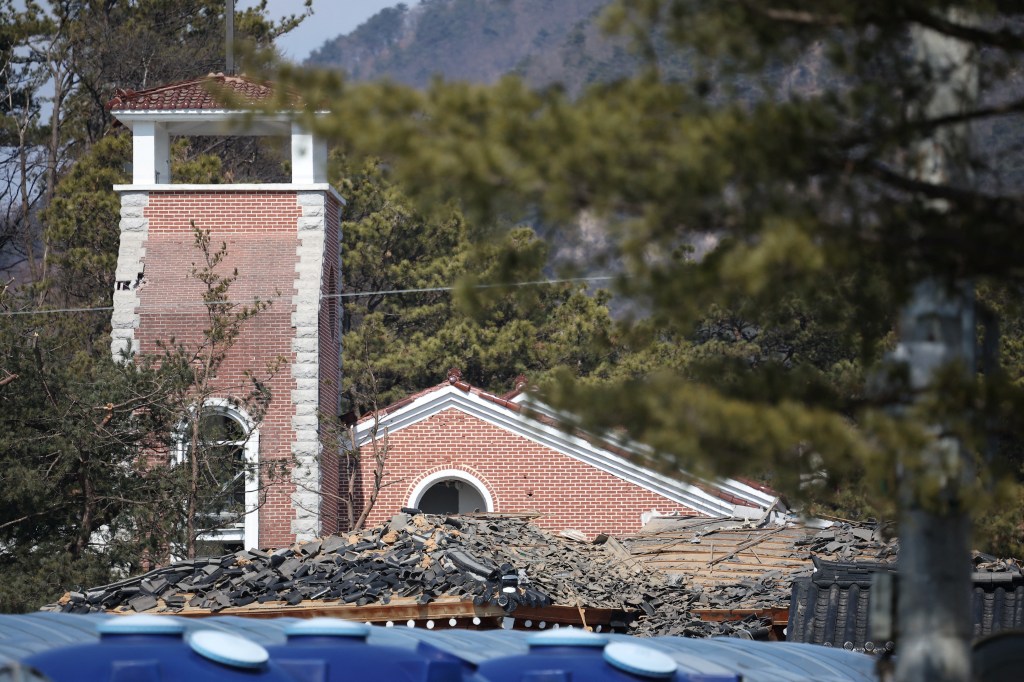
[226, 0, 235, 75]
[894, 15, 978, 682]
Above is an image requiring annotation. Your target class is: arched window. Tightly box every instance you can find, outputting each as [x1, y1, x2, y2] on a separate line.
[408, 470, 494, 515]
[175, 400, 259, 552]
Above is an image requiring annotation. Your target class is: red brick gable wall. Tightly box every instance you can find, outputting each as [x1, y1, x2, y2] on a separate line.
[358, 407, 700, 538]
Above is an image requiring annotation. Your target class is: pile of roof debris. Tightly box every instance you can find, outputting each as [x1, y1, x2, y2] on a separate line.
[685, 571, 790, 611]
[623, 515, 902, 618]
[43, 512, 774, 638]
[794, 522, 898, 563]
[973, 551, 1023, 577]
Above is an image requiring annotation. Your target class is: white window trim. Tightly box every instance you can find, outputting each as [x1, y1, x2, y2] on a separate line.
[174, 398, 260, 550]
[408, 469, 494, 513]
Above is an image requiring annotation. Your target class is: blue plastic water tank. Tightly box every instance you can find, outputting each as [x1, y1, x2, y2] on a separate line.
[0, 614, 879, 682]
[265, 617, 466, 682]
[475, 627, 736, 682]
[20, 615, 295, 682]
[0, 661, 51, 682]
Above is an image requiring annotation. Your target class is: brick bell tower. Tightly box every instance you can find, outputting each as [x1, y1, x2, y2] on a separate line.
[107, 74, 342, 549]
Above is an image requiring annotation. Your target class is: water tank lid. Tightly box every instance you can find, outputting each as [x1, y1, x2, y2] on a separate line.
[603, 642, 678, 679]
[527, 627, 608, 648]
[188, 630, 269, 669]
[97, 615, 185, 636]
[285, 618, 370, 638]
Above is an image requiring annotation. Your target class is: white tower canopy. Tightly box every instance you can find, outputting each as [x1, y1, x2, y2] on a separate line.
[108, 73, 326, 186]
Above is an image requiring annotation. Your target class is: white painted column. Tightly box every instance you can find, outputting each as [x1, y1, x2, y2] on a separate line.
[132, 121, 170, 185]
[291, 123, 327, 184]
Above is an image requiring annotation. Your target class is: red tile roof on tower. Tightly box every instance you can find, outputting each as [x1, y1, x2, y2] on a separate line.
[106, 73, 282, 112]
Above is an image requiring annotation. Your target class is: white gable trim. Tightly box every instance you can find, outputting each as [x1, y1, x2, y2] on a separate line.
[520, 393, 774, 509]
[354, 386, 770, 517]
[521, 398, 777, 511]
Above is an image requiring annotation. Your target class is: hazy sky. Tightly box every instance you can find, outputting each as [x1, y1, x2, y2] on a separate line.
[240, 0, 420, 62]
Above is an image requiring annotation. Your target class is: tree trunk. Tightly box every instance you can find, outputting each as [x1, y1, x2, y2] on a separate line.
[186, 414, 200, 559]
[72, 456, 94, 559]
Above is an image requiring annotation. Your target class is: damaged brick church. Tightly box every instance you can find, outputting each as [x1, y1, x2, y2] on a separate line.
[107, 74, 776, 552]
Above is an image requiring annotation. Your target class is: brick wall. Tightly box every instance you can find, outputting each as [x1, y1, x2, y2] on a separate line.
[131, 189, 340, 549]
[125, 187, 693, 545]
[358, 408, 700, 538]
[317, 195, 342, 536]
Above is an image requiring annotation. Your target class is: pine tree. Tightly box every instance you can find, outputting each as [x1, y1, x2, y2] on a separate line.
[0, 0, 310, 599]
[281, 3, 1024, 677]
[0, 289, 179, 611]
[339, 156, 618, 412]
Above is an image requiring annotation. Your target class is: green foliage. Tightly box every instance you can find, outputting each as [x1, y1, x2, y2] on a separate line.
[1, 0, 305, 294]
[0, 0, 309, 608]
[0, 293, 183, 608]
[339, 156, 618, 411]
[0, 223, 280, 609]
[282, 1, 1024, 554]
[43, 134, 130, 305]
[64, 0, 311, 144]
[41, 135, 237, 309]
[0, 549, 119, 614]
[170, 139, 225, 184]
[0, 0, 47, 146]
[0, 0, 50, 260]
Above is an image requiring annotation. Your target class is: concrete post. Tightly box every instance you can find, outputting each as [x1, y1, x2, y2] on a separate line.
[894, 14, 978, 682]
[132, 121, 170, 185]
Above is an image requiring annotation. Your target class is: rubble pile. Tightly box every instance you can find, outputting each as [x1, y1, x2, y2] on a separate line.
[972, 551, 1023, 576]
[688, 571, 791, 610]
[50, 514, 556, 614]
[795, 522, 898, 562]
[625, 587, 770, 638]
[44, 513, 773, 638]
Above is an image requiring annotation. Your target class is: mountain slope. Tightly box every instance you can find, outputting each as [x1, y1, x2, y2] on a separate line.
[306, 0, 612, 89]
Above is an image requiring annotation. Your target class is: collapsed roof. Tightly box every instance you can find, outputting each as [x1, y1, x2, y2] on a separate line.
[45, 513, 781, 638]
[624, 515, 898, 590]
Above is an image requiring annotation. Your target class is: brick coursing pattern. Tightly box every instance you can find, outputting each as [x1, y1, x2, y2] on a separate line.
[316, 196, 342, 537]
[122, 188, 340, 549]
[116, 185, 694, 546]
[358, 408, 700, 539]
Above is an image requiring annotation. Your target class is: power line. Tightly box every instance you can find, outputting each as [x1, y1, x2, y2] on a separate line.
[328, 275, 615, 300]
[0, 276, 617, 318]
[0, 305, 115, 317]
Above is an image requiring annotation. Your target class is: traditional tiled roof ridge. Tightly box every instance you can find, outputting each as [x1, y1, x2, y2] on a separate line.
[106, 72, 285, 112]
